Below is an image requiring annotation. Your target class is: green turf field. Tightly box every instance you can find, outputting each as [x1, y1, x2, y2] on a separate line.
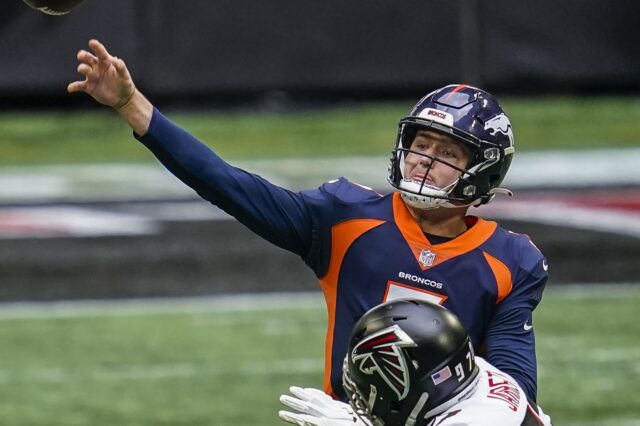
[0, 97, 638, 166]
[0, 286, 638, 425]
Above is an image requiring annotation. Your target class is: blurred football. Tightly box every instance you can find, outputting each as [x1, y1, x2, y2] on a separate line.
[22, 0, 85, 15]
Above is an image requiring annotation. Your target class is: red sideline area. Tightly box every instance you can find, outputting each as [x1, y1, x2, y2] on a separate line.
[476, 188, 640, 238]
[563, 190, 640, 212]
[0, 188, 638, 239]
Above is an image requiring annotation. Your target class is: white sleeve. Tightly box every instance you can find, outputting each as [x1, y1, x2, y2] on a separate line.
[429, 358, 530, 426]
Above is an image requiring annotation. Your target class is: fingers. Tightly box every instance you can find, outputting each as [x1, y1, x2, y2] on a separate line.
[289, 386, 327, 401]
[72, 47, 99, 91]
[88, 38, 111, 62]
[68, 50, 95, 95]
[289, 386, 312, 400]
[280, 394, 309, 412]
[67, 80, 87, 93]
[278, 410, 306, 425]
[114, 58, 130, 79]
[289, 387, 334, 406]
[82, 39, 129, 78]
[279, 411, 323, 426]
[305, 388, 332, 400]
[77, 63, 92, 76]
[77, 49, 97, 65]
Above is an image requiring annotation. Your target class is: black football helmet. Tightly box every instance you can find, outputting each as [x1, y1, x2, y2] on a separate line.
[342, 299, 479, 426]
[388, 84, 515, 209]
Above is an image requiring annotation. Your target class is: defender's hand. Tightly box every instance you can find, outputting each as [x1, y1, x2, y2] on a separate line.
[68, 39, 136, 110]
[279, 386, 370, 426]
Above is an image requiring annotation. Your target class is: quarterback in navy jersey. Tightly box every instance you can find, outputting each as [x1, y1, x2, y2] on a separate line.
[69, 40, 548, 402]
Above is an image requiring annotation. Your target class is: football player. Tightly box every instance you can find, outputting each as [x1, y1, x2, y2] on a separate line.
[279, 299, 552, 426]
[69, 40, 548, 402]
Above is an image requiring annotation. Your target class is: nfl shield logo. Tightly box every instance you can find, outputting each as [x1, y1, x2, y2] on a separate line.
[418, 249, 436, 267]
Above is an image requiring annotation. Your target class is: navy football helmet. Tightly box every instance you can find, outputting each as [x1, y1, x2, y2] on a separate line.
[342, 299, 479, 426]
[388, 84, 515, 209]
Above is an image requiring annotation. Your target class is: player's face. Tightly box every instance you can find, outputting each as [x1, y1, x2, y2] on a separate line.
[404, 130, 471, 189]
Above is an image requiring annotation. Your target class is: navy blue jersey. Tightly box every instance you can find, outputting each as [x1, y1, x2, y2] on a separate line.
[137, 108, 548, 401]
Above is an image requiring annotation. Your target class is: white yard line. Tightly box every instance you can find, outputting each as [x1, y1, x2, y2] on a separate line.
[563, 419, 640, 426]
[0, 291, 326, 320]
[0, 285, 638, 320]
[543, 283, 640, 299]
[0, 358, 323, 385]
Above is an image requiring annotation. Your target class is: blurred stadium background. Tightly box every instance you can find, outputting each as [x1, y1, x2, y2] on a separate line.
[1, 1, 639, 425]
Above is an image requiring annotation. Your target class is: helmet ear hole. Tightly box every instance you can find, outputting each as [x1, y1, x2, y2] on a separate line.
[391, 316, 408, 322]
[353, 327, 369, 341]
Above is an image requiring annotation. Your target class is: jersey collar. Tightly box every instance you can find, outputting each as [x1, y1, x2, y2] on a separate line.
[392, 192, 497, 270]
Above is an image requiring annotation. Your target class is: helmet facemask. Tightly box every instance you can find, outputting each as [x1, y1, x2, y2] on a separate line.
[342, 358, 384, 426]
[393, 145, 468, 210]
[389, 121, 480, 210]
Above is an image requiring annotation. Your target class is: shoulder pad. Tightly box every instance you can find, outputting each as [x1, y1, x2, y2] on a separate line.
[320, 177, 383, 202]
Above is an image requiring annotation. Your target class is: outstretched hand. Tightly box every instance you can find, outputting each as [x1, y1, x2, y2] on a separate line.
[68, 39, 136, 110]
[279, 387, 371, 426]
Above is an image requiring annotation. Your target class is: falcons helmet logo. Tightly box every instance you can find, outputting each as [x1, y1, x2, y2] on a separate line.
[351, 324, 417, 400]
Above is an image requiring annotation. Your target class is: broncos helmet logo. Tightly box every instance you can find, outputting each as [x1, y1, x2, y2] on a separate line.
[351, 324, 417, 400]
[484, 113, 514, 146]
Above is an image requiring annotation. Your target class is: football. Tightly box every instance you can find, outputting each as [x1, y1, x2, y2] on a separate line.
[22, 0, 85, 15]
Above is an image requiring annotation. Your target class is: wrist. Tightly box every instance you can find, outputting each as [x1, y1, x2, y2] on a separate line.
[116, 89, 153, 136]
[115, 87, 137, 111]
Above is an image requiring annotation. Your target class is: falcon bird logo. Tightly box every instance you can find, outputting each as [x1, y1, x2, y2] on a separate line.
[351, 325, 417, 400]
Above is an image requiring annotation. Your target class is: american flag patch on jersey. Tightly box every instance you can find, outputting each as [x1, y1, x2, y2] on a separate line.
[431, 365, 452, 385]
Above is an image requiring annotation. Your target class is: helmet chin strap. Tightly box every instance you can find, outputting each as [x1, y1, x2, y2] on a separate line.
[397, 179, 459, 210]
[397, 179, 515, 210]
[400, 191, 455, 210]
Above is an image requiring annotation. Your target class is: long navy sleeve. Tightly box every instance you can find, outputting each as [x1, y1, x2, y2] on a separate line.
[136, 108, 313, 258]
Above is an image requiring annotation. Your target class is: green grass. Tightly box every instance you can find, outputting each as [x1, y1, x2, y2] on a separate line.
[0, 304, 326, 426]
[0, 287, 639, 425]
[0, 96, 638, 166]
[534, 287, 640, 425]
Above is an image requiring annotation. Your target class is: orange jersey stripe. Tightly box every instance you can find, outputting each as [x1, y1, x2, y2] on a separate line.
[319, 218, 385, 396]
[482, 251, 513, 303]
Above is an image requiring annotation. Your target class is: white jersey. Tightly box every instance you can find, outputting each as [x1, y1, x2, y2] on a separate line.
[427, 358, 552, 426]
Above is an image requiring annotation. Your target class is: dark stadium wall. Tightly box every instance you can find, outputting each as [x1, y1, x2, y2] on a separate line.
[1, 0, 639, 103]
